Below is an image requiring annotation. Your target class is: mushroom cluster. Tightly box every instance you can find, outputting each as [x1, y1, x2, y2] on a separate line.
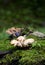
[10, 36, 34, 47]
[6, 27, 24, 36]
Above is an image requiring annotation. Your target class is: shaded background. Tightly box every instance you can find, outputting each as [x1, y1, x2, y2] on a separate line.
[0, 0, 45, 29]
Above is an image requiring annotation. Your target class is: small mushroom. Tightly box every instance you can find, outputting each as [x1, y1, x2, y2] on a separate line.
[10, 40, 18, 45]
[23, 38, 34, 47]
[10, 39, 22, 47]
[17, 36, 26, 44]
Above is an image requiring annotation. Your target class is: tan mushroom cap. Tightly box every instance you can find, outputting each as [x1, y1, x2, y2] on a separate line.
[6, 27, 23, 35]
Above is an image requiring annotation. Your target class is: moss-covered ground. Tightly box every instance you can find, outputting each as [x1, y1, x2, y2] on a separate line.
[0, 23, 45, 65]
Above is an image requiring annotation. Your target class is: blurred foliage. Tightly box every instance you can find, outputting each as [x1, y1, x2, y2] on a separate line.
[1, 0, 45, 17]
[0, 0, 45, 25]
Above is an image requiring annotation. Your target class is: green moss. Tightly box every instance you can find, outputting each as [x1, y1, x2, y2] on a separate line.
[0, 38, 45, 65]
[0, 26, 45, 65]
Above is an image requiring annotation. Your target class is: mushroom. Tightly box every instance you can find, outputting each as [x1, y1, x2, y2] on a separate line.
[23, 38, 34, 47]
[10, 39, 22, 47]
[10, 40, 18, 45]
[17, 36, 26, 44]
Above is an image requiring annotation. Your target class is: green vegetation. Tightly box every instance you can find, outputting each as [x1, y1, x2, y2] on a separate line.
[0, 0, 45, 65]
[0, 25, 45, 65]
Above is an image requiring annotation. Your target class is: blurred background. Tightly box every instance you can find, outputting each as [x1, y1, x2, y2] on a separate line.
[0, 0, 45, 30]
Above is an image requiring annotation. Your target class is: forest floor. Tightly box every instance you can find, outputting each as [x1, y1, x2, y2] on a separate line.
[0, 22, 45, 65]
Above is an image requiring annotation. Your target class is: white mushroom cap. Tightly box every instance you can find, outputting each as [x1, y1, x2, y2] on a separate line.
[14, 41, 22, 47]
[23, 38, 34, 46]
[17, 36, 26, 43]
[10, 40, 18, 45]
[10, 39, 22, 47]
